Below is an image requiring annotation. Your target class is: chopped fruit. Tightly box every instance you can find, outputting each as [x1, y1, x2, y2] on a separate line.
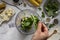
[5, 8, 14, 17]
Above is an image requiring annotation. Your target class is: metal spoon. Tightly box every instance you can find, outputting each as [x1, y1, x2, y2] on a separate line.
[48, 30, 57, 39]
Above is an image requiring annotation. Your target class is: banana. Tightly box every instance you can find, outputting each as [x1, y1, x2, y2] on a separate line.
[29, 0, 40, 7]
[36, 0, 42, 4]
[0, 2, 6, 10]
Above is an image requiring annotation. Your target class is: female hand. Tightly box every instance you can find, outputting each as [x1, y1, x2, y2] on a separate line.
[32, 22, 49, 40]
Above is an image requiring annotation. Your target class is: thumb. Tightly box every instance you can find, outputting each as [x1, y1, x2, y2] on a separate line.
[37, 22, 42, 32]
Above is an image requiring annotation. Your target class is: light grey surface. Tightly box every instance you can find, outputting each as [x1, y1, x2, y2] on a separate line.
[0, 0, 60, 40]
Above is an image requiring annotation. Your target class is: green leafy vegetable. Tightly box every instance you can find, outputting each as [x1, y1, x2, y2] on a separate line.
[49, 19, 59, 28]
[21, 17, 33, 32]
[38, 7, 42, 10]
[41, 12, 45, 18]
[44, 0, 59, 17]
[49, 24, 55, 28]
[31, 15, 39, 29]
[21, 15, 39, 32]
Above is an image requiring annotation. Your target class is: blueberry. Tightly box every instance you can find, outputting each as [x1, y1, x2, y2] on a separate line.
[13, 0, 19, 3]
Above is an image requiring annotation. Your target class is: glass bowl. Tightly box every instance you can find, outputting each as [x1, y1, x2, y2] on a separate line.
[15, 9, 40, 35]
[43, 0, 60, 17]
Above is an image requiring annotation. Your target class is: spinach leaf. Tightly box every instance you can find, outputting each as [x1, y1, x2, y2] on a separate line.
[41, 12, 45, 18]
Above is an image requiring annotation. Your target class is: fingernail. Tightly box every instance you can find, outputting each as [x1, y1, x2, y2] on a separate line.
[38, 22, 42, 28]
[38, 21, 43, 24]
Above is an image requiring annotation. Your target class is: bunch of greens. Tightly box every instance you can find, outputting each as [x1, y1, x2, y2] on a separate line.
[21, 15, 39, 32]
[31, 15, 39, 29]
[44, 0, 59, 18]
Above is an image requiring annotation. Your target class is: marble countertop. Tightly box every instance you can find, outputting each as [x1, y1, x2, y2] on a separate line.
[0, 0, 60, 40]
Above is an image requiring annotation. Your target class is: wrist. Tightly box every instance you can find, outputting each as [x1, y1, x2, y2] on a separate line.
[32, 37, 41, 40]
[32, 37, 47, 40]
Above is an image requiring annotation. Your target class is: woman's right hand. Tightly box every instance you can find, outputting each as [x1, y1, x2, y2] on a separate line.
[32, 22, 49, 40]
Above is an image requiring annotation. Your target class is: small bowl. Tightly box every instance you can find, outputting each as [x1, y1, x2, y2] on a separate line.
[43, 0, 60, 17]
[15, 9, 40, 35]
